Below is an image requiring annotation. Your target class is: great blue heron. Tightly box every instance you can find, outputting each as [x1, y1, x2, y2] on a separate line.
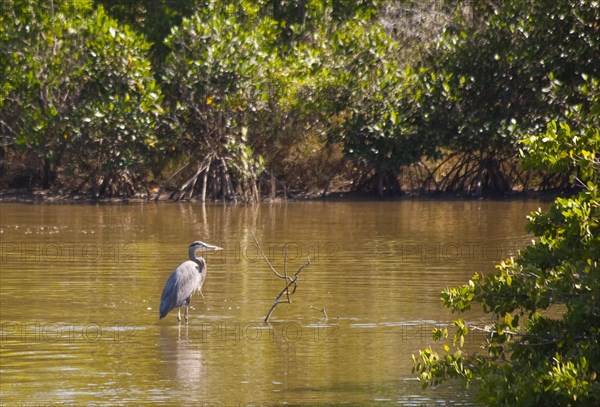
[159, 241, 223, 323]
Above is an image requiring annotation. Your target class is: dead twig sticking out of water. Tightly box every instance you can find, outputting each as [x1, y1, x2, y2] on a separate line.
[310, 306, 328, 321]
[252, 231, 311, 322]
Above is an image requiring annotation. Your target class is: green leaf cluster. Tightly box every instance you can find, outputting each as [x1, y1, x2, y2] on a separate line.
[412, 0, 600, 193]
[1, 1, 162, 193]
[414, 80, 600, 405]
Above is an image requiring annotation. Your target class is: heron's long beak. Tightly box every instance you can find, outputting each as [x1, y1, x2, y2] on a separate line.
[205, 243, 223, 251]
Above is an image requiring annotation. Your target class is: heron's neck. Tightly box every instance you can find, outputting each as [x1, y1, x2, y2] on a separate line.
[189, 248, 206, 268]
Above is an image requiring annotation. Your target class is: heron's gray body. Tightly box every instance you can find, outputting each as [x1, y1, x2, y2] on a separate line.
[159, 241, 221, 323]
[159, 258, 206, 319]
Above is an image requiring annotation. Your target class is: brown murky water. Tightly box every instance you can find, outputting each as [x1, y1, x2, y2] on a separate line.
[0, 200, 545, 405]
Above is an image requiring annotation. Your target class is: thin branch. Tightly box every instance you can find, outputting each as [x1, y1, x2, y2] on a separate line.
[295, 258, 312, 276]
[310, 306, 328, 320]
[265, 277, 296, 322]
[469, 324, 520, 337]
[251, 230, 285, 279]
[573, 176, 587, 189]
[283, 245, 288, 278]
[264, 257, 310, 323]
[283, 245, 291, 303]
[253, 230, 312, 323]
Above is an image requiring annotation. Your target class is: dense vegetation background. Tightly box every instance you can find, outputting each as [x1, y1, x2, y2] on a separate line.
[1, 2, 599, 404]
[414, 76, 600, 405]
[1, 0, 598, 200]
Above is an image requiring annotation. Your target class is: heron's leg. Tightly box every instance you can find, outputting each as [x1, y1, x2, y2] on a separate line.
[184, 306, 189, 323]
[177, 308, 181, 323]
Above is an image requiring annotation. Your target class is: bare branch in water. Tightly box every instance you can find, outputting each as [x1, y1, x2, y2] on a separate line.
[251, 230, 285, 279]
[253, 231, 311, 322]
[310, 306, 328, 321]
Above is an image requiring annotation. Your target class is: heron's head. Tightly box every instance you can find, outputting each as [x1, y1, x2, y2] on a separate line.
[189, 241, 223, 251]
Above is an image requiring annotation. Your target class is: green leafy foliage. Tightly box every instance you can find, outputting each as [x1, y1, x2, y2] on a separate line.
[414, 80, 600, 405]
[1, 1, 598, 200]
[521, 76, 600, 186]
[414, 0, 600, 194]
[93, 0, 201, 62]
[326, 21, 425, 195]
[1, 1, 162, 195]
[160, 1, 280, 200]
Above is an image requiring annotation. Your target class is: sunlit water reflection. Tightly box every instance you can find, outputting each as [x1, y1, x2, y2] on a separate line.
[0, 200, 546, 405]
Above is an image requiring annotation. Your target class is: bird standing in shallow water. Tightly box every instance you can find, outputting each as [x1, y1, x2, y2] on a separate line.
[159, 241, 222, 324]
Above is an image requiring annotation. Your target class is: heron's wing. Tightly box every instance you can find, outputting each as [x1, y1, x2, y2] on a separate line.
[159, 261, 201, 319]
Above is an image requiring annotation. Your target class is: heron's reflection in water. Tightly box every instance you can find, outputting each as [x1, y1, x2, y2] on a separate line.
[159, 324, 206, 395]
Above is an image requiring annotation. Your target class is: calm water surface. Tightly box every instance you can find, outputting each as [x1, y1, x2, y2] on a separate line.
[0, 200, 545, 405]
